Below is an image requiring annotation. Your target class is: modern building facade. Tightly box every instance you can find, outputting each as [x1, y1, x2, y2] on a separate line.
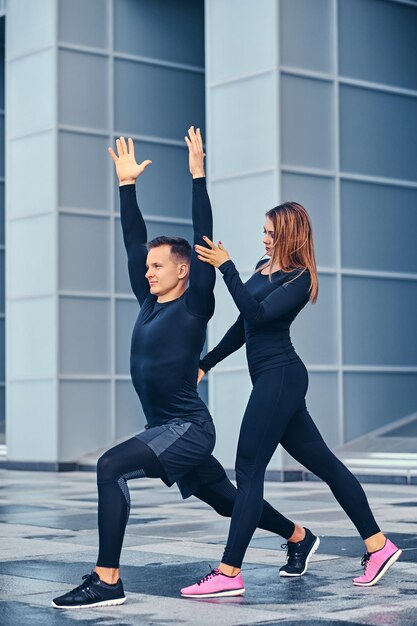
[3, 0, 417, 473]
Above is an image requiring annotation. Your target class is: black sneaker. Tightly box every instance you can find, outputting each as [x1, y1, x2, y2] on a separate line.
[52, 571, 126, 609]
[279, 528, 320, 577]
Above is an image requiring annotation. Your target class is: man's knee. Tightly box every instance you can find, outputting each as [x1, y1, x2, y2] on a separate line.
[97, 450, 118, 483]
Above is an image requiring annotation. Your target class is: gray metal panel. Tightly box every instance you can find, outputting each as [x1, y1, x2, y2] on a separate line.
[210, 74, 277, 178]
[207, 0, 276, 83]
[7, 0, 55, 58]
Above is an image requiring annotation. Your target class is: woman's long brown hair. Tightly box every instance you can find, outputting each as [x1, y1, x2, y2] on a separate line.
[256, 201, 318, 303]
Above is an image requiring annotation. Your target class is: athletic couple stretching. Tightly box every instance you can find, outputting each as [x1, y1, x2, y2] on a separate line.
[52, 128, 401, 609]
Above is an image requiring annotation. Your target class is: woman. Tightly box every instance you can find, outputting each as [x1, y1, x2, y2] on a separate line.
[181, 201, 401, 597]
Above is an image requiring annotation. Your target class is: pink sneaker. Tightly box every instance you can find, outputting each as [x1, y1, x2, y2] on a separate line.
[180, 566, 245, 598]
[353, 538, 402, 587]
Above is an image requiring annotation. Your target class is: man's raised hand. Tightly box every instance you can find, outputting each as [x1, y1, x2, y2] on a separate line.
[108, 137, 152, 186]
[184, 126, 205, 179]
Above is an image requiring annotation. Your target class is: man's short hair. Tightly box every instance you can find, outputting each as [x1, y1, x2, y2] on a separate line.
[147, 236, 192, 264]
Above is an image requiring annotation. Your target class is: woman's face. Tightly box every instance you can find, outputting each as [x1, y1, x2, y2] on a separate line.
[262, 217, 275, 256]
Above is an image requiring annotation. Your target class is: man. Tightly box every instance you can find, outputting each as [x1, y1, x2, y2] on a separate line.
[52, 128, 307, 609]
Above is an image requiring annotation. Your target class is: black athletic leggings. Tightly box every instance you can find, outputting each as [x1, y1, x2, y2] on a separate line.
[95, 436, 296, 568]
[221, 360, 380, 568]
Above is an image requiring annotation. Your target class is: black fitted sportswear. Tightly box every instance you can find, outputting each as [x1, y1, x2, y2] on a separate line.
[120, 178, 215, 427]
[95, 180, 300, 569]
[201, 260, 380, 568]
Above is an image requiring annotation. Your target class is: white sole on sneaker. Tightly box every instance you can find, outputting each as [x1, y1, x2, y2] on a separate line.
[51, 596, 126, 609]
[279, 536, 321, 577]
[181, 588, 245, 598]
[353, 549, 402, 587]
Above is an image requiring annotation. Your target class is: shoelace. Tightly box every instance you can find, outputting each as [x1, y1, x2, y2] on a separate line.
[198, 565, 220, 586]
[360, 553, 371, 572]
[281, 542, 302, 561]
[70, 573, 97, 594]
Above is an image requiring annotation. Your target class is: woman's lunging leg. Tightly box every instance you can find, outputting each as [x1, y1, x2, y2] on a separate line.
[221, 364, 307, 568]
[281, 403, 381, 541]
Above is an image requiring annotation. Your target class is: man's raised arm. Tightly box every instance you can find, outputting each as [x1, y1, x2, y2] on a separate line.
[184, 127, 215, 318]
[108, 137, 152, 306]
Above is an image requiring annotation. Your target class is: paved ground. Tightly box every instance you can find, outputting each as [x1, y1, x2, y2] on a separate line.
[0, 469, 416, 625]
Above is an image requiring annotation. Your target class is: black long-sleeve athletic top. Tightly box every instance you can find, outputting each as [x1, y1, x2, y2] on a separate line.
[200, 260, 311, 377]
[120, 178, 215, 427]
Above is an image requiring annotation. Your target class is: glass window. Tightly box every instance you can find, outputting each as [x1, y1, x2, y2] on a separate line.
[115, 219, 131, 294]
[59, 0, 108, 50]
[116, 381, 146, 440]
[281, 74, 334, 170]
[343, 276, 417, 366]
[59, 214, 110, 292]
[116, 300, 138, 375]
[112, 142, 191, 220]
[339, 0, 417, 91]
[341, 180, 417, 273]
[304, 372, 340, 449]
[280, 0, 333, 73]
[114, 59, 204, 141]
[59, 132, 110, 211]
[60, 297, 110, 374]
[344, 372, 417, 441]
[0, 182, 4, 245]
[59, 50, 108, 130]
[292, 273, 338, 365]
[60, 381, 112, 458]
[115, 0, 204, 67]
[340, 85, 417, 181]
[281, 173, 336, 268]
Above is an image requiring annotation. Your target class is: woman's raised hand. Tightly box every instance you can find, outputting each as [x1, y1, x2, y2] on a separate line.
[195, 237, 231, 268]
[184, 126, 205, 179]
[108, 137, 152, 186]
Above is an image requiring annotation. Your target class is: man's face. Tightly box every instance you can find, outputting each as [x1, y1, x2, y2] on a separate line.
[145, 245, 189, 298]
